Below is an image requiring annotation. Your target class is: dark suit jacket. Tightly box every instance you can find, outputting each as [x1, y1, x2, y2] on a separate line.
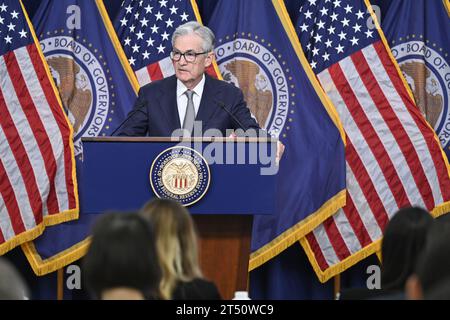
[116, 74, 261, 137]
[172, 278, 222, 300]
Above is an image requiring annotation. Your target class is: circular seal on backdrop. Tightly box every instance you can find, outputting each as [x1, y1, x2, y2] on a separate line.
[150, 147, 210, 206]
[391, 41, 450, 148]
[40, 36, 111, 156]
[215, 38, 291, 137]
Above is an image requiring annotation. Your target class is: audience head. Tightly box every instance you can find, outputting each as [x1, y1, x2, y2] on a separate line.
[406, 221, 450, 300]
[381, 206, 433, 291]
[0, 257, 29, 300]
[83, 212, 161, 300]
[140, 198, 201, 299]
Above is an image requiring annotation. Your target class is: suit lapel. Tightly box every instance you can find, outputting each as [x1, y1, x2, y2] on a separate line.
[156, 75, 181, 131]
[196, 75, 220, 128]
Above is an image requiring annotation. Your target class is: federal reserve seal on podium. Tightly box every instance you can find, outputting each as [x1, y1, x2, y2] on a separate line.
[150, 147, 210, 206]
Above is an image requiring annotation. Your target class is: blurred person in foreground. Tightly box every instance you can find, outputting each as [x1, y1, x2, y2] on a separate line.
[140, 199, 221, 300]
[406, 219, 450, 300]
[339, 206, 433, 299]
[83, 212, 162, 300]
[0, 257, 30, 300]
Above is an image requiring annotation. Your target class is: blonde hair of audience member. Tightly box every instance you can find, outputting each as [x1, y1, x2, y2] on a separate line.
[140, 199, 202, 300]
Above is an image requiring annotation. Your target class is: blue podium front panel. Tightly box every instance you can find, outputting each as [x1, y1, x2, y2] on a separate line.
[80, 138, 276, 215]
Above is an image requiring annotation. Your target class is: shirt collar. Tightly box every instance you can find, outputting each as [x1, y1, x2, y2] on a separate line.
[176, 74, 206, 98]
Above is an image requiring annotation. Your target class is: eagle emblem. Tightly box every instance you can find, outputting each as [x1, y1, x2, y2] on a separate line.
[48, 56, 92, 134]
[150, 147, 210, 206]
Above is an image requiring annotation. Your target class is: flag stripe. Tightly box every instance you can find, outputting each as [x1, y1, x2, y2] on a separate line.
[26, 44, 76, 211]
[367, 44, 443, 206]
[159, 56, 174, 78]
[339, 50, 428, 210]
[0, 123, 36, 232]
[136, 58, 176, 87]
[136, 66, 151, 87]
[6, 49, 61, 215]
[0, 158, 26, 236]
[330, 61, 409, 213]
[147, 62, 163, 82]
[0, 60, 43, 226]
[327, 65, 395, 227]
[305, 232, 329, 271]
[333, 210, 363, 255]
[373, 41, 450, 201]
[0, 192, 15, 241]
[352, 47, 435, 210]
[313, 224, 340, 268]
[0, 116, 41, 228]
[324, 213, 351, 260]
[0, 203, 5, 242]
[343, 193, 372, 247]
[18, 46, 62, 213]
[346, 137, 389, 231]
[318, 68, 400, 227]
[345, 162, 383, 242]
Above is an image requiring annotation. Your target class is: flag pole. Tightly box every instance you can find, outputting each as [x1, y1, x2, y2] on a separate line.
[57, 268, 64, 300]
[334, 274, 341, 299]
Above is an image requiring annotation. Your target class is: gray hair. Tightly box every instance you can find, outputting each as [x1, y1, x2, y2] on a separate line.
[171, 21, 215, 52]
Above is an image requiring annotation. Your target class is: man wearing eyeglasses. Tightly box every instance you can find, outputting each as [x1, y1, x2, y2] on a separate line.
[115, 21, 263, 138]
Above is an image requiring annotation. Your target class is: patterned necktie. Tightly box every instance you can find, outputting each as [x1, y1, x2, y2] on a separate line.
[183, 90, 195, 136]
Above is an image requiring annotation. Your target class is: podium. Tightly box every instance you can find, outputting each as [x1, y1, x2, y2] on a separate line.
[80, 137, 276, 299]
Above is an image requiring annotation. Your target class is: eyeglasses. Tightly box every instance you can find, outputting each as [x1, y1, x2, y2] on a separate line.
[170, 50, 209, 63]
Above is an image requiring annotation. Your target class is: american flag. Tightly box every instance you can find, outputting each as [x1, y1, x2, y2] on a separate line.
[0, 0, 78, 253]
[295, 0, 450, 282]
[114, 0, 218, 87]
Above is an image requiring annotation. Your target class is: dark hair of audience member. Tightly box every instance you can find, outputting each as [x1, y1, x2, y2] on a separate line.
[381, 206, 433, 291]
[412, 223, 450, 298]
[83, 212, 161, 299]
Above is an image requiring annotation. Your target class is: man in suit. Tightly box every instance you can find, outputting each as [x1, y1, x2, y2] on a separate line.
[116, 21, 262, 137]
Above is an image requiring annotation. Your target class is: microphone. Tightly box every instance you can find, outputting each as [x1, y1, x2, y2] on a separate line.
[111, 99, 147, 136]
[215, 100, 269, 138]
[215, 100, 248, 131]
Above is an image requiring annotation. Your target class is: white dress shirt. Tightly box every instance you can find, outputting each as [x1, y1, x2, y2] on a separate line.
[176, 74, 205, 127]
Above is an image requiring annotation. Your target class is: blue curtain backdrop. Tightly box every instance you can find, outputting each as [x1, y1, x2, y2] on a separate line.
[8, 0, 377, 300]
